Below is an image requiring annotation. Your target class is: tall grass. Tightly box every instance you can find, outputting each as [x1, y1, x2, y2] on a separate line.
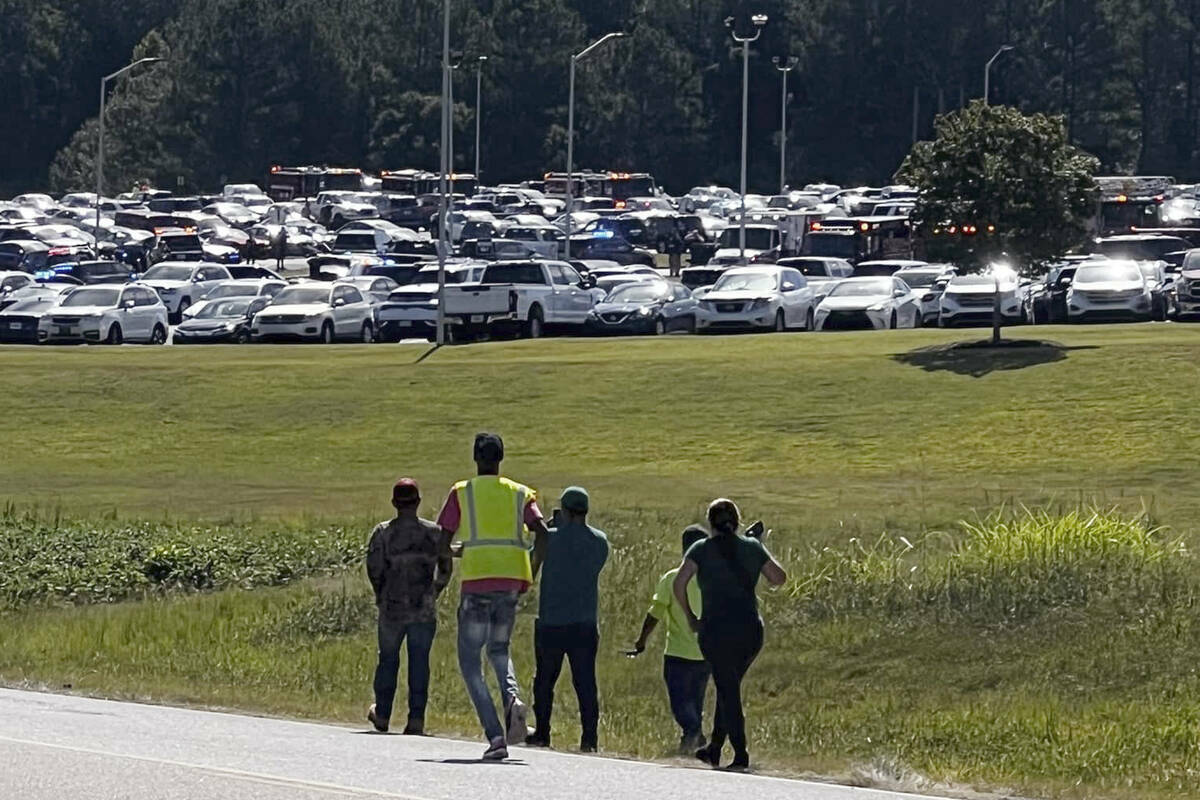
[789, 508, 1192, 624]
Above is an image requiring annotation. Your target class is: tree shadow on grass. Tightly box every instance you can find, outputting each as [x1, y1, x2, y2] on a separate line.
[892, 339, 1099, 378]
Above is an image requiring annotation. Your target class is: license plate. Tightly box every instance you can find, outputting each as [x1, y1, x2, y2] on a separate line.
[470, 315, 484, 323]
[8, 322, 21, 330]
[56, 326, 73, 335]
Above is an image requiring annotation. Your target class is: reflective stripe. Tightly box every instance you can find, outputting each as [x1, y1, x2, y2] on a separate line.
[514, 489, 527, 547]
[464, 480, 480, 543]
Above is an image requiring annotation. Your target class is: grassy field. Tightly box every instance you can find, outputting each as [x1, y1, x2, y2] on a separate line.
[4, 324, 1200, 798]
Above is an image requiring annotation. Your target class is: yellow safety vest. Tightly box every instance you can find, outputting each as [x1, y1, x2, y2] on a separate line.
[455, 475, 535, 584]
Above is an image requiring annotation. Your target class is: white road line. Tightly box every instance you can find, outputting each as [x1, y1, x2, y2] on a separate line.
[0, 735, 431, 800]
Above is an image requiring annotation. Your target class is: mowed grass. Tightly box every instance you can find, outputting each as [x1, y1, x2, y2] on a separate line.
[5, 325, 1200, 798]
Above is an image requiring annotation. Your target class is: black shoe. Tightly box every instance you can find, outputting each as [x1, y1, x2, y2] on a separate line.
[680, 733, 706, 753]
[580, 741, 597, 753]
[366, 704, 388, 733]
[525, 732, 551, 748]
[722, 758, 751, 773]
[402, 718, 424, 736]
[695, 744, 719, 766]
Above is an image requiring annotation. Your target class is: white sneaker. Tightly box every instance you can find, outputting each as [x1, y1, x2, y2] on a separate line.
[505, 698, 528, 745]
[483, 736, 509, 761]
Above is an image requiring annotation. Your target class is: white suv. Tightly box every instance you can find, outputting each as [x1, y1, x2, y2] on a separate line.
[39, 284, 169, 345]
[1066, 259, 1153, 323]
[139, 262, 233, 322]
[251, 281, 376, 343]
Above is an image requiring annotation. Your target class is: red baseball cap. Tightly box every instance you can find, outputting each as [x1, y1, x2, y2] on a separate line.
[392, 478, 421, 504]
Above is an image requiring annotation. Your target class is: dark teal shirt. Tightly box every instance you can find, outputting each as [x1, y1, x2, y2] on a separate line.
[684, 535, 768, 628]
[537, 521, 609, 626]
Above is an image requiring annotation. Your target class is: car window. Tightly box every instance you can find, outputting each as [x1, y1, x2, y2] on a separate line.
[263, 282, 284, 296]
[784, 270, 807, 289]
[342, 287, 364, 304]
[561, 265, 583, 285]
[135, 288, 159, 306]
[672, 285, 692, 301]
[482, 263, 547, 285]
[550, 266, 570, 286]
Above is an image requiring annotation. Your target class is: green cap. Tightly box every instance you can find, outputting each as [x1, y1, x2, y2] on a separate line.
[560, 486, 590, 513]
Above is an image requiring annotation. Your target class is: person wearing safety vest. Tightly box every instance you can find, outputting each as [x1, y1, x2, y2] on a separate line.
[436, 432, 550, 761]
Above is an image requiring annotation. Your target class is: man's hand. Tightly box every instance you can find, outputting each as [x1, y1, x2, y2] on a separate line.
[624, 641, 646, 658]
[686, 614, 702, 634]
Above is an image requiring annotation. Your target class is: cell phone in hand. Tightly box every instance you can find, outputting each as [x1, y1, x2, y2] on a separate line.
[744, 520, 765, 539]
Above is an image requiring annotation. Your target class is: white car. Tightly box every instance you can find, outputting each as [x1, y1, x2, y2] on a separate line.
[182, 278, 287, 319]
[251, 281, 376, 343]
[39, 284, 169, 345]
[1066, 259, 1153, 323]
[814, 276, 921, 331]
[139, 262, 233, 322]
[939, 273, 1029, 328]
[377, 263, 486, 341]
[895, 264, 956, 325]
[695, 265, 816, 333]
[312, 191, 379, 228]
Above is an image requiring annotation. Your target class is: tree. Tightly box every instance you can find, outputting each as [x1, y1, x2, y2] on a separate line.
[896, 100, 1098, 342]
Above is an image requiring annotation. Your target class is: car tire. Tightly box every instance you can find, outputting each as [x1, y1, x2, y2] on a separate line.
[774, 310, 786, 332]
[654, 318, 666, 336]
[889, 310, 898, 329]
[805, 307, 815, 331]
[319, 321, 335, 344]
[104, 324, 123, 345]
[361, 321, 373, 343]
[687, 315, 697, 334]
[525, 306, 544, 339]
[149, 324, 167, 345]
[234, 329, 250, 344]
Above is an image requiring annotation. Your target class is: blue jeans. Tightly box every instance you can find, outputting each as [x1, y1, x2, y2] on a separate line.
[373, 618, 437, 724]
[457, 590, 521, 741]
[664, 655, 710, 739]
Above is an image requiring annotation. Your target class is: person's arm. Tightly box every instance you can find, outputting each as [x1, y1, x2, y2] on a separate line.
[627, 614, 658, 657]
[434, 529, 454, 595]
[672, 559, 700, 633]
[528, 517, 550, 579]
[365, 527, 385, 604]
[761, 547, 787, 587]
[436, 490, 462, 558]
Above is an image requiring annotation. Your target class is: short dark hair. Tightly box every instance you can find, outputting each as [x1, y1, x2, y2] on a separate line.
[681, 524, 707, 553]
[473, 432, 504, 463]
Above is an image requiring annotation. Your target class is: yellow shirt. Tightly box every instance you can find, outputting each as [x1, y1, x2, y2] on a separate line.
[648, 567, 703, 661]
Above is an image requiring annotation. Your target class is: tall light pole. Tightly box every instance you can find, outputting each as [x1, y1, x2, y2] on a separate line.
[984, 45, 1014, 106]
[436, 0, 451, 346]
[447, 54, 463, 197]
[565, 31, 625, 259]
[96, 57, 163, 235]
[772, 55, 798, 196]
[474, 56, 487, 181]
[727, 14, 768, 263]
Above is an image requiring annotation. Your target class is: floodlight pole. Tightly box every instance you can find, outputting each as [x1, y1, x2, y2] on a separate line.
[729, 15, 768, 263]
[96, 57, 163, 236]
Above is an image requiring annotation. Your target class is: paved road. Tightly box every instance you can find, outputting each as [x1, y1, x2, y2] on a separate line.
[0, 688, 953, 800]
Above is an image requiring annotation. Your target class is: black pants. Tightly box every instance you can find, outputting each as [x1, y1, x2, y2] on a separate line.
[699, 619, 763, 761]
[663, 655, 710, 739]
[532, 621, 599, 746]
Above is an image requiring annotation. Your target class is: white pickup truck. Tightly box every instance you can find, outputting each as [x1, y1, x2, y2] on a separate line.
[441, 260, 596, 338]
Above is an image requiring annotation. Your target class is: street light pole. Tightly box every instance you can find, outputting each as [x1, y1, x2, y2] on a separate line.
[984, 45, 1014, 106]
[727, 14, 768, 263]
[436, 0, 451, 346]
[96, 57, 163, 236]
[474, 56, 487, 181]
[448, 60, 460, 197]
[773, 56, 798, 195]
[566, 31, 625, 260]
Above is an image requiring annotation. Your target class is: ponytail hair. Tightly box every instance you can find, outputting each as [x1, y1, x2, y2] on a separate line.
[707, 498, 742, 563]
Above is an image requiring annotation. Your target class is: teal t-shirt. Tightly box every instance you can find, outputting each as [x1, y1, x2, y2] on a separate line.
[537, 521, 609, 626]
[684, 535, 768, 628]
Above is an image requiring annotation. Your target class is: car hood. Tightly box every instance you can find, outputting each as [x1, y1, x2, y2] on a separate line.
[142, 279, 191, 290]
[49, 304, 114, 316]
[1072, 279, 1144, 292]
[1179, 268, 1200, 281]
[177, 318, 241, 331]
[945, 285, 1016, 297]
[703, 289, 774, 302]
[333, 203, 376, 214]
[593, 301, 661, 314]
[818, 295, 890, 311]
[261, 302, 329, 315]
[713, 247, 766, 258]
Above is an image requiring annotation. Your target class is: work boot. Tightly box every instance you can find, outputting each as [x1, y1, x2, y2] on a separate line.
[579, 740, 598, 754]
[366, 704, 388, 733]
[695, 743, 720, 767]
[483, 736, 509, 761]
[525, 731, 551, 748]
[504, 697, 529, 745]
[402, 717, 424, 736]
[680, 733, 706, 754]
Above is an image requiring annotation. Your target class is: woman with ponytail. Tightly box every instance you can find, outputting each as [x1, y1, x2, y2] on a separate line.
[672, 498, 786, 772]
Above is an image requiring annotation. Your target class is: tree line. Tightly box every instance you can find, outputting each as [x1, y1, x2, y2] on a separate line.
[2, 0, 1198, 196]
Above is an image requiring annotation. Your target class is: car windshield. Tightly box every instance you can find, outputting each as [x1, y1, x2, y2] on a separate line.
[1137, 263, 1162, 279]
[208, 284, 257, 299]
[786, 260, 832, 276]
[273, 286, 330, 305]
[142, 265, 193, 281]
[196, 299, 253, 318]
[952, 274, 1017, 289]
[713, 272, 777, 292]
[896, 271, 936, 288]
[717, 228, 776, 250]
[413, 267, 470, 285]
[61, 288, 120, 307]
[829, 279, 891, 297]
[606, 282, 670, 303]
[1076, 263, 1143, 283]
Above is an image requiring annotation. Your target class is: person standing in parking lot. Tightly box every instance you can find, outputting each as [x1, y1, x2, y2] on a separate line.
[526, 487, 608, 752]
[365, 478, 452, 735]
[628, 524, 710, 752]
[437, 432, 550, 761]
[274, 226, 287, 270]
[673, 499, 787, 773]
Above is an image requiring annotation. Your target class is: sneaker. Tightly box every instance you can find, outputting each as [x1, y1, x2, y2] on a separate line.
[402, 718, 424, 736]
[525, 732, 551, 748]
[366, 704, 388, 733]
[483, 736, 509, 761]
[504, 697, 529, 745]
[722, 759, 751, 773]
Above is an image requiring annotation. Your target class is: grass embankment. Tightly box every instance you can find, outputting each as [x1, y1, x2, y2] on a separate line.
[3, 325, 1200, 797]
